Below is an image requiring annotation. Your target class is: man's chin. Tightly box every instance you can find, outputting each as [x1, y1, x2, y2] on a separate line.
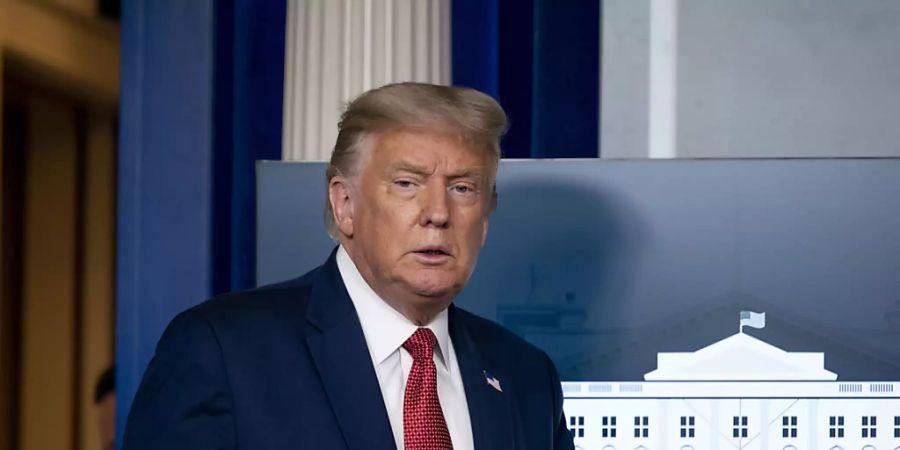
[407, 278, 460, 301]
[412, 286, 454, 300]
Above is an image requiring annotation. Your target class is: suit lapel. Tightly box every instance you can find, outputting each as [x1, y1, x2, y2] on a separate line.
[449, 306, 516, 450]
[305, 251, 396, 450]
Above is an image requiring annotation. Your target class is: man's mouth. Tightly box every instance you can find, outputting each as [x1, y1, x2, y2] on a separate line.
[413, 247, 451, 257]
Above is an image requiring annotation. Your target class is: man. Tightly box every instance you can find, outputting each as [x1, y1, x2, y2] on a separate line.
[123, 83, 574, 449]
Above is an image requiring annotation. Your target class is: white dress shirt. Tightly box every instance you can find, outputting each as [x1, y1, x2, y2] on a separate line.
[336, 246, 474, 450]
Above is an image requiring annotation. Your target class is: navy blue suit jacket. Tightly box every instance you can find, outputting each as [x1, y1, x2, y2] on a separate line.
[123, 250, 575, 449]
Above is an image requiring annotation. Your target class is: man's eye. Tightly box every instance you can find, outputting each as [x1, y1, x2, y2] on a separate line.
[394, 180, 414, 188]
[452, 185, 474, 194]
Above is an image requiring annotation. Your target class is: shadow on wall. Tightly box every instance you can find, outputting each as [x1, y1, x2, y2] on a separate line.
[455, 176, 650, 380]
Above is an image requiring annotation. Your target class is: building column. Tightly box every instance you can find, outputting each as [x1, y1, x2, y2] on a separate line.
[711, 399, 720, 449]
[659, 399, 668, 448]
[808, 399, 818, 450]
[282, 0, 451, 161]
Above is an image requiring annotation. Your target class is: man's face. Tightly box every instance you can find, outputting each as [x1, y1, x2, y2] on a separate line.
[335, 129, 493, 322]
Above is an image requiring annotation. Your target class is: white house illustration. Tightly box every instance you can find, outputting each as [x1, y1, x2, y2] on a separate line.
[643, 331, 837, 382]
[562, 312, 900, 450]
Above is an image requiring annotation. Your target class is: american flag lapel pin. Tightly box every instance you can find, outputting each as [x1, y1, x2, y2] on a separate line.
[483, 370, 502, 392]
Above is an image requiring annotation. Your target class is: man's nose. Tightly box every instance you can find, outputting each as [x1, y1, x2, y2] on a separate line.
[419, 184, 450, 228]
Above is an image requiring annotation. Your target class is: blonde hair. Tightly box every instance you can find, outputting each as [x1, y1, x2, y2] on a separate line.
[324, 82, 508, 238]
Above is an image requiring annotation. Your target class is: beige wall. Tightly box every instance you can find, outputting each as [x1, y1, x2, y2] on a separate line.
[0, 1, 119, 450]
[0, 52, 7, 450]
[20, 94, 79, 450]
[0, 0, 119, 107]
[2, 81, 117, 450]
[79, 112, 116, 450]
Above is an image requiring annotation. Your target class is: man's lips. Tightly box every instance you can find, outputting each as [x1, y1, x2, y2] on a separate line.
[410, 246, 453, 263]
[411, 246, 451, 256]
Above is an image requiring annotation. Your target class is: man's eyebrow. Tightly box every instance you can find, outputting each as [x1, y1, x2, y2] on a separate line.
[446, 167, 486, 179]
[386, 161, 487, 179]
[386, 161, 431, 175]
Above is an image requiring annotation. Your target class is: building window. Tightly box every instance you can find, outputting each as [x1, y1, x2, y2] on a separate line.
[680, 416, 695, 438]
[782, 416, 797, 438]
[634, 416, 649, 438]
[894, 416, 900, 438]
[601, 416, 617, 438]
[733, 416, 748, 438]
[861, 416, 876, 438]
[569, 416, 584, 438]
[829, 416, 844, 438]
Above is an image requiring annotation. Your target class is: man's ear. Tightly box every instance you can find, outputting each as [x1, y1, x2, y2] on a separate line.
[329, 176, 355, 237]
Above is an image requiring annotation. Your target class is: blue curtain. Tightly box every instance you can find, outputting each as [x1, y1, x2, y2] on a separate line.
[452, 0, 601, 158]
[116, 0, 285, 445]
[212, 0, 287, 294]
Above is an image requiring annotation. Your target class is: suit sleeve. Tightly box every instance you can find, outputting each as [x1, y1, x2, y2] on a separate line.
[546, 353, 575, 450]
[122, 309, 236, 450]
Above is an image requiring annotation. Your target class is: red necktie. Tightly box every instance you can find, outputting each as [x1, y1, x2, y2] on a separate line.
[402, 328, 453, 449]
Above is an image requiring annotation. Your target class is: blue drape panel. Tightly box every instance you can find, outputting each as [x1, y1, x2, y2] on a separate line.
[212, 0, 287, 294]
[116, 1, 284, 446]
[531, 0, 600, 158]
[451, 0, 500, 99]
[498, 0, 534, 158]
[117, 2, 216, 445]
[452, 0, 601, 158]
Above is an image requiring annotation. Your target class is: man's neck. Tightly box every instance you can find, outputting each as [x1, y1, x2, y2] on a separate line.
[338, 244, 447, 325]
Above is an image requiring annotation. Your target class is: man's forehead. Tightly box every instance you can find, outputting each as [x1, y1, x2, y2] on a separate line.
[371, 131, 492, 172]
[375, 128, 471, 151]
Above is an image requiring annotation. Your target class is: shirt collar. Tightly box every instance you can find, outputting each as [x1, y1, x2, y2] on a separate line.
[336, 246, 451, 369]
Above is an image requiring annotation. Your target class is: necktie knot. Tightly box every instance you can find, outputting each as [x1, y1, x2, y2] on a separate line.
[403, 327, 436, 363]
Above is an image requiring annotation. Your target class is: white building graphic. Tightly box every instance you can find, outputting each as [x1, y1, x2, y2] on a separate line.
[562, 312, 900, 449]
